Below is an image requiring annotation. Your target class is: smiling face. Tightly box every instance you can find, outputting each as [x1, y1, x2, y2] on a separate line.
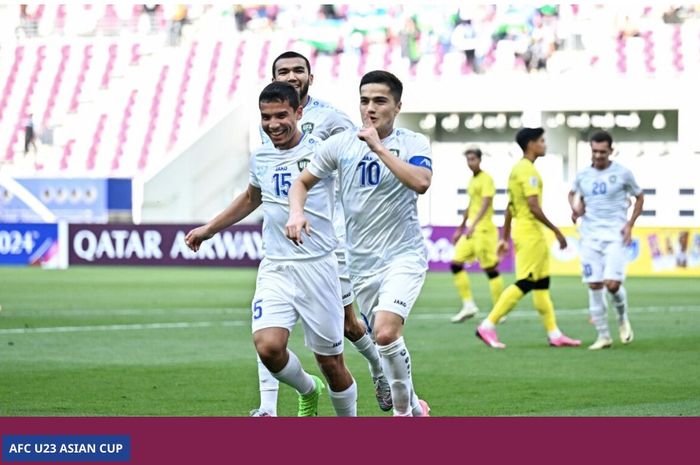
[260, 99, 303, 150]
[590, 140, 613, 170]
[359, 83, 401, 139]
[273, 57, 313, 104]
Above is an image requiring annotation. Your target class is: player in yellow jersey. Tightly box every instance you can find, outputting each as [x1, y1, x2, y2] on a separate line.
[450, 148, 505, 322]
[475, 128, 581, 349]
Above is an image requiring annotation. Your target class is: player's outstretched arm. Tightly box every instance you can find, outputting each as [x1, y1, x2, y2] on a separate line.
[286, 169, 321, 245]
[622, 192, 644, 245]
[358, 114, 431, 194]
[526, 195, 567, 249]
[185, 184, 262, 252]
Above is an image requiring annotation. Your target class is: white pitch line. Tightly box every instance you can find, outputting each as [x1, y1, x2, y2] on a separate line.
[411, 305, 700, 320]
[1, 306, 698, 336]
[0, 320, 246, 335]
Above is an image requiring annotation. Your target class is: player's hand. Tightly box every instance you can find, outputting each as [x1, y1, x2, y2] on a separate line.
[285, 213, 311, 246]
[622, 222, 633, 246]
[555, 230, 568, 249]
[497, 239, 510, 257]
[571, 200, 585, 224]
[185, 226, 213, 252]
[358, 113, 381, 152]
[451, 227, 464, 245]
[464, 225, 475, 238]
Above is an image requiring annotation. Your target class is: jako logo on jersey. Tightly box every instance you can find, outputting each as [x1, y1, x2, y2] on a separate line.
[301, 122, 315, 134]
[389, 148, 400, 157]
[275, 166, 288, 172]
[297, 158, 310, 171]
[332, 340, 342, 348]
[393, 299, 407, 307]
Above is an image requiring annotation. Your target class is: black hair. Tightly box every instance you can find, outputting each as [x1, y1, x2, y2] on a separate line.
[259, 81, 300, 110]
[271, 51, 311, 77]
[464, 147, 482, 159]
[359, 70, 403, 102]
[515, 127, 545, 152]
[590, 130, 613, 149]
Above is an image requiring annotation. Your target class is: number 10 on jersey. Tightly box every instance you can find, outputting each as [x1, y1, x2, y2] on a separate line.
[358, 160, 380, 186]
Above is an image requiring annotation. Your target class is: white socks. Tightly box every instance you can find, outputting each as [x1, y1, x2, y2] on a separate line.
[257, 354, 279, 415]
[329, 380, 358, 417]
[589, 288, 611, 339]
[351, 333, 383, 379]
[270, 350, 315, 396]
[377, 337, 416, 416]
[609, 285, 628, 321]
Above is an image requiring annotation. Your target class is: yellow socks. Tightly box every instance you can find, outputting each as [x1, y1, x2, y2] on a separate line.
[453, 270, 473, 302]
[488, 275, 504, 306]
[486, 284, 523, 324]
[532, 289, 558, 332]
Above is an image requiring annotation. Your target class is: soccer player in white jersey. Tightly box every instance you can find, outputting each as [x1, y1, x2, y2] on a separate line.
[251, 52, 390, 417]
[286, 70, 432, 416]
[185, 82, 357, 416]
[569, 130, 644, 350]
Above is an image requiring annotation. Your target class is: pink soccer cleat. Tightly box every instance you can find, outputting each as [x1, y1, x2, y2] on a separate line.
[548, 334, 582, 347]
[475, 326, 506, 349]
[418, 399, 431, 417]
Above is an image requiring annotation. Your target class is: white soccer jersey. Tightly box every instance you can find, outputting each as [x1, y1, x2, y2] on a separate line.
[249, 134, 337, 259]
[572, 161, 642, 241]
[308, 128, 432, 277]
[259, 96, 355, 242]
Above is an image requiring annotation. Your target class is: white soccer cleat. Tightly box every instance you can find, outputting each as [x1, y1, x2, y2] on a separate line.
[588, 336, 613, 350]
[450, 302, 479, 323]
[619, 319, 634, 344]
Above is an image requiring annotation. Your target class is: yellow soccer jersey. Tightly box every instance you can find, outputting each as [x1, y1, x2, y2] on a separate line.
[507, 158, 543, 235]
[467, 171, 496, 232]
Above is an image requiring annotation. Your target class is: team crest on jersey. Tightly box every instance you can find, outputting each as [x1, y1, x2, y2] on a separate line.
[609, 175, 617, 184]
[297, 158, 310, 171]
[301, 122, 315, 134]
[389, 148, 400, 157]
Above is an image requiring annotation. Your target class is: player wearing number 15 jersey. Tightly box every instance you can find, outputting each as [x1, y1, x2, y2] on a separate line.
[569, 130, 644, 350]
[185, 81, 357, 416]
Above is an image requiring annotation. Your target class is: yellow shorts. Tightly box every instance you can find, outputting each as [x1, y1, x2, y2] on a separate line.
[513, 233, 549, 281]
[452, 228, 499, 269]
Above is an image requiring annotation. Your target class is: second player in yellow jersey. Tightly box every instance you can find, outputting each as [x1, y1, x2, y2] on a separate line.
[475, 128, 581, 349]
[450, 148, 504, 322]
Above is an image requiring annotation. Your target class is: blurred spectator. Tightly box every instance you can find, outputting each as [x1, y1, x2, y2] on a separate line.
[451, 19, 479, 73]
[24, 114, 37, 155]
[166, 4, 188, 46]
[233, 5, 250, 32]
[400, 16, 422, 72]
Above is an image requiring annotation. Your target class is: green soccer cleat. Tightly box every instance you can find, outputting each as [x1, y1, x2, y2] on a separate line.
[298, 375, 324, 417]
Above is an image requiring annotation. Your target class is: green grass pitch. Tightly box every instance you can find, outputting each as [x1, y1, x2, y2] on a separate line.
[1, 266, 698, 416]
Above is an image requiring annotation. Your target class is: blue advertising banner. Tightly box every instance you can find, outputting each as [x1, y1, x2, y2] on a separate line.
[0, 223, 63, 267]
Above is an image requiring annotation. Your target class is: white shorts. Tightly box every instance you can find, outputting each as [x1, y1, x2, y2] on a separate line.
[251, 254, 344, 356]
[336, 248, 354, 307]
[579, 238, 628, 283]
[351, 254, 427, 333]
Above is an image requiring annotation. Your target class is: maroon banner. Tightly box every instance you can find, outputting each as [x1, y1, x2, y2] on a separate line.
[68, 224, 262, 267]
[1, 417, 697, 464]
[67, 223, 515, 271]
